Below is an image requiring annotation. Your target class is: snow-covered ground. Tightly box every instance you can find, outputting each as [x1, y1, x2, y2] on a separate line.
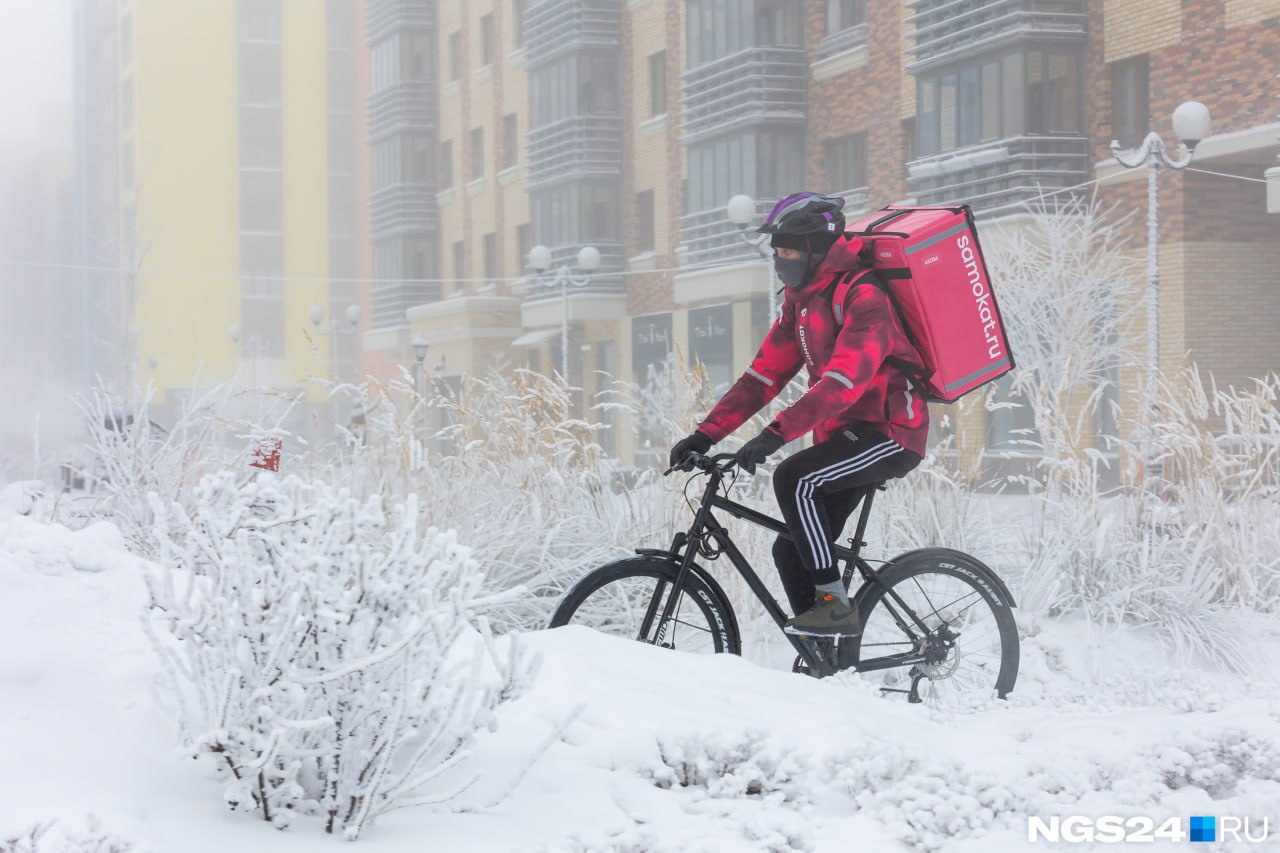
[4, 494, 1280, 852]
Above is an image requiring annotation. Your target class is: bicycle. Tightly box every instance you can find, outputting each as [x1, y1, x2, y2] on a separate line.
[548, 452, 1019, 707]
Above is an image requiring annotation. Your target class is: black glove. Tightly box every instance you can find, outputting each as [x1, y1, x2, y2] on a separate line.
[669, 431, 713, 469]
[735, 428, 786, 474]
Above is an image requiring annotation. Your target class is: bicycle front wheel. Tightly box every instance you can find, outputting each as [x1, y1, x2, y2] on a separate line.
[548, 556, 740, 655]
[845, 550, 1019, 708]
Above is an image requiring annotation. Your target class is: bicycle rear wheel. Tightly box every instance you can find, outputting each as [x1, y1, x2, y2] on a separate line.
[845, 550, 1019, 708]
[548, 556, 740, 655]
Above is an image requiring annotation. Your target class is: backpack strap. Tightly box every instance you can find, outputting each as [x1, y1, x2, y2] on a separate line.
[832, 268, 931, 385]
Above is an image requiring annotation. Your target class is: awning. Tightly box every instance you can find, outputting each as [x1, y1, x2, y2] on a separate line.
[510, 328, 561, 347]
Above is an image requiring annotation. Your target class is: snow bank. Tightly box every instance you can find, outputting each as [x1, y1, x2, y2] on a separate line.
[5, 500, 1280, 852]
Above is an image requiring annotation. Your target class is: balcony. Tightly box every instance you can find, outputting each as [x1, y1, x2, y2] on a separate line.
[681, 47, 807, 143]
[678, 204, 768, 271]
[370, 183, 436, 235]
[368, 82, 434, 139]
[366, 0, 432, 44]
[526, 114, 623, 187]
[905, 135, 1090, 215]
[815, 24, 868, 61]
[524, 0, 621, 68]
[907, 0, 1086, 71]
[678, 188, 870, 270]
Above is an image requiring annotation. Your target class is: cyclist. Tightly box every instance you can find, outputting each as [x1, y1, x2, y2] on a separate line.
[669, 192, 928, 637]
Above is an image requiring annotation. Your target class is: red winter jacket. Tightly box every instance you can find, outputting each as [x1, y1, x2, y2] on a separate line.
[696, 233, 930, 457]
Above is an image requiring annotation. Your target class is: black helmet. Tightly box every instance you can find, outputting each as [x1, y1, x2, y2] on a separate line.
[757, 192, 846, 252]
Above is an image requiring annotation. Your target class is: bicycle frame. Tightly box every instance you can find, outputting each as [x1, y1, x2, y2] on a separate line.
[647, 456, 944, 679]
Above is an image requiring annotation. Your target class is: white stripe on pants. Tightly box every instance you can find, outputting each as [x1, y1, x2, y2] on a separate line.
[794, 439, 898, 572]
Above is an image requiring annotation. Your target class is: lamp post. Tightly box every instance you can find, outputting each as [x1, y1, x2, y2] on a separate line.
[309, 303, 362, 380]
[411, 335, 429, 438]
[527, 244, 599, 384]
[1109, 101, 1211, 391]
[726, 194, 776, 319]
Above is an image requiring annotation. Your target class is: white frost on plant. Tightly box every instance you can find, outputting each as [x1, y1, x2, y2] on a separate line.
[141, 471, 539, 839]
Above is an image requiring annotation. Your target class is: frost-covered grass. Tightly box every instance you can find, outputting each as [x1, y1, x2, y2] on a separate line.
[4, 513, 1280, 852]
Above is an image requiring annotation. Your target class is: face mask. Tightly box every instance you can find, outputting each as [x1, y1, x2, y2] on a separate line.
[774, 254, 811, 289]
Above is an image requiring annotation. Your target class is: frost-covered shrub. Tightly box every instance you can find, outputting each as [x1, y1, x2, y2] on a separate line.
[0, 818, 136, 853]
[143, 471, 537, 839]
[63, 380, 299, 557]
[643, 731, 813, 803]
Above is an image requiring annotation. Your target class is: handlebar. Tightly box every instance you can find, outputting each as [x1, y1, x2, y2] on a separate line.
[663, 451, 738, 477]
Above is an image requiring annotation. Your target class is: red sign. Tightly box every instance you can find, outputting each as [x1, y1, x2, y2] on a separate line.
[250, 438, 282, 472]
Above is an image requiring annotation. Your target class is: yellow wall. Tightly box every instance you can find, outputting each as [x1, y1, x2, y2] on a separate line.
[131, 0, 240, 398]
[129, 0, 334, 401]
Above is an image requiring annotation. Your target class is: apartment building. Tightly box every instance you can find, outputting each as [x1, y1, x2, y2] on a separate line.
[393, 0, 1279, 464]
[74, 0, 369, 428]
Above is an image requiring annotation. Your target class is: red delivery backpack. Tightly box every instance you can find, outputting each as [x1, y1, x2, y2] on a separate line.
[842, 204, 1014, 402]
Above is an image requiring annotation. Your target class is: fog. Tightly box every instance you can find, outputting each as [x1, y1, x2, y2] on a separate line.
[0, 0, 77, 477]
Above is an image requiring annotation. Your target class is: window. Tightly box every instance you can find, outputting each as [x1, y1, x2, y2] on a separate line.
[915, 48, 1081, 157]
[410, 136, 432, 183]
[685, 129, 804, 212]
[469, 127, 485, 180]
[241, 107, 283, 169]
[824, 133, 867, 191]
[648, 51, 666, 117]
[483, 233, 497, 282]
[240, 234, 285, 357]
[826, 0, 866, 34]
[370, 37, 400, 93]
[686, 0, 751, 66]
[452, 240, 466, 280]
[502, 113, 519, 170]
[511, 0, 526, 48]
[755, 0, 803, 48]
[240, 174, 283, 234]
[635, 190, 655, 252]
[438, 139, 453, 189]
[578, 54, 618, 115]
[1027, 50, 1081, 134]
[1110, 55, 1149, 149]
[372, 138, 400, 190]
[516, 223, 531, 269]
[238, 43, 282, 106]
[986, 375, 1037, 451]
[237, 0, 282, 43]
[449, 31, 461, 81]
[580, 183, 619, 242]
[480, 13, 494, 66]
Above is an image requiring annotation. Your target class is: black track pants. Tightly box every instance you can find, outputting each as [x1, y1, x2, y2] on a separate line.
[771, 430, 921, 613]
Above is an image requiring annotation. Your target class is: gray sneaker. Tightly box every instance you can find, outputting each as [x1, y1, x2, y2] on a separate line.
[784, 592, 862, 637]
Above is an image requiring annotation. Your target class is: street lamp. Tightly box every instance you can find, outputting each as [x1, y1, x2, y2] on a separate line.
[1109, 101, 1211, 389]
[528, 244, 599, 383]
[726, 194, 777, 319]
[309, 303, 361, 386]
[411, 335, 429, 437]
